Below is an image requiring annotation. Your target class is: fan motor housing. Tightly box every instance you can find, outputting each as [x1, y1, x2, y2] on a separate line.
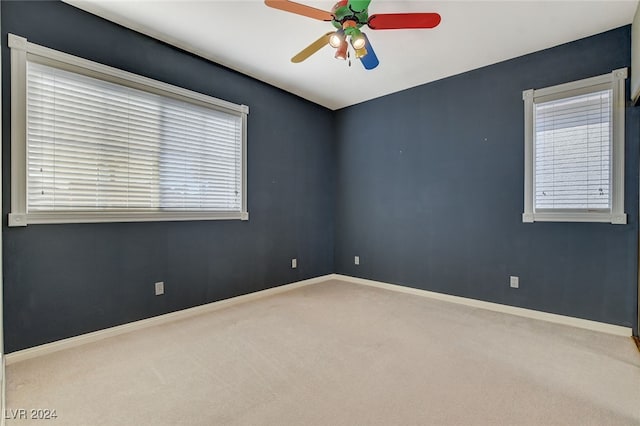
[332, 1, 368, 29]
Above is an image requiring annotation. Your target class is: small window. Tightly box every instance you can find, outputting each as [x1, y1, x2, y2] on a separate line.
[8, 34, 248, 226]
[522, 68, 627, 224]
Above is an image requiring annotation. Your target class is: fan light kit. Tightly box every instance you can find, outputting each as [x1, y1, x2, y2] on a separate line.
[264, 0, 441, 70]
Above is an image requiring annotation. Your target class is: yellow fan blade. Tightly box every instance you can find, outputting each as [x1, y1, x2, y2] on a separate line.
[265, 0, 333, 21]
[291, 32, 334, 63]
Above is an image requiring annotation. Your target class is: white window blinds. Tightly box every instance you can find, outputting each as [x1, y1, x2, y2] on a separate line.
[26, 61, 243, 214]
[522, 68, 626, 224]
[534, 90, 611, 210]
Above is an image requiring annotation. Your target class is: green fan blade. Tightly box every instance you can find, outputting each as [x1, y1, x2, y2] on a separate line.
[348, 0, 371, 13]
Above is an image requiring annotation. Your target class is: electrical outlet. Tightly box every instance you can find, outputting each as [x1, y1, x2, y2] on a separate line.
[354, 256, 360, 265]
[510, 276, 519, 289]
[155, 281, 164, 295]
[291, 258, 297, 269]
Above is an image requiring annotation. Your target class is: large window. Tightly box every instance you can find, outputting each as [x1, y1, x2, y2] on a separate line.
[9, 34, 248, 226]
[522, 68, 627, 224]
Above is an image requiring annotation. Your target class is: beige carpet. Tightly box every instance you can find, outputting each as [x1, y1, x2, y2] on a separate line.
[6, 279, 640, 425]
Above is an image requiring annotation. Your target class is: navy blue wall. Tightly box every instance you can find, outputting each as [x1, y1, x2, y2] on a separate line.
[2, 1, 335, 352]
[335, 26, 639, 333]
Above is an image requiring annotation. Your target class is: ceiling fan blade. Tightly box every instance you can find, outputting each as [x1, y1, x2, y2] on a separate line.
[359, 33, 379, 70]
[347, 0, 371, 13]
[264, 0, 333, 21]
[368, 13, 441, 30]
[291, 32, 334, 63]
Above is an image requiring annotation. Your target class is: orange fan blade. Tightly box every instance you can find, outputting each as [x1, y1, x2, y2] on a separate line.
[265, 0, 333, 21]
[291, 32, 334, 63]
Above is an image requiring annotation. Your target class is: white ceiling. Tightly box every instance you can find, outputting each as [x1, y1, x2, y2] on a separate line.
[64, 0, 638, 110]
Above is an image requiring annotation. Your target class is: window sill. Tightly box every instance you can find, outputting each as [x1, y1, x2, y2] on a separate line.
[522, 212, 626, 224]
[8, 211, 249, 227]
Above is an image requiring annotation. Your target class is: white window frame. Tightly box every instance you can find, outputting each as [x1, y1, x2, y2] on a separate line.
[522, 68, 627, 224]
[8, 33, 249, 227]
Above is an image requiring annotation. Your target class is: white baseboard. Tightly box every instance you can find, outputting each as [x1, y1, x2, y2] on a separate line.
[7, 272, 632, 365]
[6, 274, 332, 365]
[332, 274, 633, 337]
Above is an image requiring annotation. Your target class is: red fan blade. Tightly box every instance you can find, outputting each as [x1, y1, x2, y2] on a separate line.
[368, 13, 441, 30]
[264, 0, 333, 21]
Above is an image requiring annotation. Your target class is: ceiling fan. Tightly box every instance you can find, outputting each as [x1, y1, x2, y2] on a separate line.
[264, 0, 441, 70]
